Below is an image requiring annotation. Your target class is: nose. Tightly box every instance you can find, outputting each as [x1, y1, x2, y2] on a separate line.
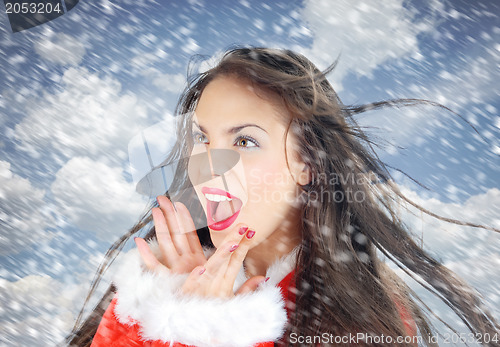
[188, 149, 240, 185]
[209, 149, 240, 175]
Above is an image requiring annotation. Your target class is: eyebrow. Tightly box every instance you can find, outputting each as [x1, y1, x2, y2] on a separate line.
[192, 121, 268, 134]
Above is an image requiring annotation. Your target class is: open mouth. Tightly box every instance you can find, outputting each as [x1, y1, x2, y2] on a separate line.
[201, 187, 243, 231]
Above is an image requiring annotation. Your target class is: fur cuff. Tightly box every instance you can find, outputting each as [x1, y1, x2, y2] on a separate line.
[113, 241, 289, 347]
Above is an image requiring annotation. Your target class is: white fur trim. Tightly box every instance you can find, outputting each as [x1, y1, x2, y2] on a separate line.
[113, 241, 297, 347]
[263, 246, 298, 287]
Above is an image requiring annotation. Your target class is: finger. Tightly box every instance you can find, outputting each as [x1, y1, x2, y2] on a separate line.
[174, 201, 203, 254]
[204, 224, 249, 284]
[181, 265, 207, 295]
[152, 207, 178, 266]
[158, 196, 191, 255]
[236, 276, 268, 295]
[223, 228, 256, 290]
[203, 241, 241, 281]
[135, 237, 161, 271]
[184, 224, 247, 297]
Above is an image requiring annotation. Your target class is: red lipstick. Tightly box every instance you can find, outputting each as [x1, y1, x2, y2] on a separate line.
[201, 187, 242, 231]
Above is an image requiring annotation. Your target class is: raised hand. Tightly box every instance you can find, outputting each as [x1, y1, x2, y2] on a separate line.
[135, 195, 267, 298]
[134, 195, 206, 274]
[180, 224, 267, 298]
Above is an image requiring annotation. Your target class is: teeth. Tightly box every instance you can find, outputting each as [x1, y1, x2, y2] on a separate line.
[205, 193, 232, 202]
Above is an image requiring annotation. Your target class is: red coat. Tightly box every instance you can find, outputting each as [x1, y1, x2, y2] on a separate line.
[91, 243, 416, 347]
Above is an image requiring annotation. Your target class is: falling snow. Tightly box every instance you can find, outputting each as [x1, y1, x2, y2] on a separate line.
[0, 0, 499, 345]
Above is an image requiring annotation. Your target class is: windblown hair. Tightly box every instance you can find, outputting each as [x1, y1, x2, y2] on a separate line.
[67, 47, 499, 346]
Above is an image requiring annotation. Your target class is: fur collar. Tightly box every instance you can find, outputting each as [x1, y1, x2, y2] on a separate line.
[112, 240, 298, 347]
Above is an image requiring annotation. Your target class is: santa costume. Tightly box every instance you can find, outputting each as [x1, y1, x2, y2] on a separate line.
[91, 241, 416, 346]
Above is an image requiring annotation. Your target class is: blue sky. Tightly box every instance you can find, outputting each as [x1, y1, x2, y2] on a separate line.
[0, 0, 499, 345]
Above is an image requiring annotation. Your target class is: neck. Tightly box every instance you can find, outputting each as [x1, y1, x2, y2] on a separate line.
[243, 216, 302, 278]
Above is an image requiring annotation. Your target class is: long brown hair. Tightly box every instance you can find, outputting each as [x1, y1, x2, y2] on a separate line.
[67, 47, 499, 346]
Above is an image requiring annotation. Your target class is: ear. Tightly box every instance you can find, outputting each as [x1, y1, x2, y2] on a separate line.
[297, 163, 311, 186]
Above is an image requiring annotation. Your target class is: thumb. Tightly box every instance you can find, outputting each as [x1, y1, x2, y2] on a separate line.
[235, 276, 269, 295]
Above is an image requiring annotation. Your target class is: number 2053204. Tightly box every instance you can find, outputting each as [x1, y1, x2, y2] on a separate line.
[6, 2, 62, 14]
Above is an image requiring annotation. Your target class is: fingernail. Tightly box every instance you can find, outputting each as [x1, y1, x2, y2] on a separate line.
[259, 277, 270, 287]
[239, 226, 249, 235]
[156, 196, 160, 205]
[199, 268, 206, 275]
[173, 201, 178, 212]
[134, 237, 139, 242]
[229, 244, 239, 252]
[246, 229, 256, 239]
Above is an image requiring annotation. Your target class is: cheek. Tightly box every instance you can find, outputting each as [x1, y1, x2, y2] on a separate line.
[247, 158, 285, 199]
[247, 154, 296, 197]
[208, 153, 299, 248]
[244, 157, 298, 226]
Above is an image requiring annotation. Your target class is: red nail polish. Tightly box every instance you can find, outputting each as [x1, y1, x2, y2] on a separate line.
[199, 268, 206, 275]
[246, 229, 255, 239]
[229, 244, 239, 252]
[239, 226, 249, 235]
[259, 277, 270, 287]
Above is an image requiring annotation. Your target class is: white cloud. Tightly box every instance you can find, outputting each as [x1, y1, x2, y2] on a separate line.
[387, 185, 500, 324]
[181, 37, 200, 54]
[152, 72, 186, 94]
[131, 50, 167, 69]
[0, 275, 84, 346]
[297, 0, 499, 147]
[428, 51, 499, 110]
[398, 185, 500, 259]
[0, 161, 53, 256]
[444, 253, 500, 318]
[0, 246, 133, 346]
[34, 33, 86, 66]
[14, 67, 149, 163]
[12, 63, 170, 242]
[298, 0, 435, 90]
[352, 44, 500, 148]
[141, 68, 186, 94]
[50, 157, 147, 241]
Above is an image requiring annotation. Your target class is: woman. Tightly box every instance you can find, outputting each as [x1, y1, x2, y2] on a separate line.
[67, 47, 499, 346]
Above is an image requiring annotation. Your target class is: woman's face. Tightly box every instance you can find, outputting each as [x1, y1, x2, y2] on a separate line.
[188, 75, 308, 249]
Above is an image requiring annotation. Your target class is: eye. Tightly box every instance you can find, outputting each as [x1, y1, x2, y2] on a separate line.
[234, 135, 259, 149]
[192, 132, 209, 144]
